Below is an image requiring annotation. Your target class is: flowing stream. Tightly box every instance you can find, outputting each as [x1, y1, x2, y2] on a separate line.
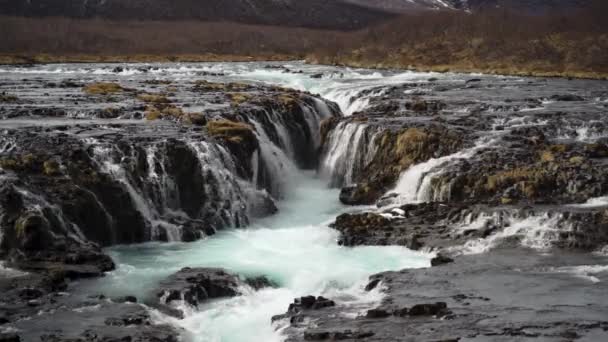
[85, 171, 431, 342]
[6, 61, 605, 341]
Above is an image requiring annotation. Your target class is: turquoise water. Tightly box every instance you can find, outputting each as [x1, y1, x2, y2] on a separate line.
[91, 171, 432, 342]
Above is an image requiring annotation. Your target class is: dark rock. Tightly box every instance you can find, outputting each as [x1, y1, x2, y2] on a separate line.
[365, 278, 381, 291]
[115, 295, 138, 303]
[156, 267, 242, 307]
[551, 94, 584, 101]
[244, 275, 277, 290]
[366, 308, 391, 318]
[408, 302, 449, 317]
[0, 334, 20, 342]
[431, 254, 455, 267]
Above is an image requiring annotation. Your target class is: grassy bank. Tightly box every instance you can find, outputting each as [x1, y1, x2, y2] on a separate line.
[0, 53, 296, 65]
[1, 4, 607, 80]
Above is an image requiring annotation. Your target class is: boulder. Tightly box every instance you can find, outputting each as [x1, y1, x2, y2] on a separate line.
[156, 267, 242, 307]
[431, 254, 455, 267]
[408, 302, 450, 317]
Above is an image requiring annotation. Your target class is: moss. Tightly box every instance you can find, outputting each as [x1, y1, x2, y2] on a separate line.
[0, 93, 18, 103]
[21, 154, 37, 169]
[569, 156, 585, 164]
[540, 151, 555, 163]
[394, 128, 431, 165]
[0, 158, 18, 170]
[137, 93, 171, 104]
[83, 82, 124, 95]
[43, 160, 61, 176]
[145, 107, 162, 121]
[486, 167, 550, 194]
[162, 106, 184, 117]
[182, 113, 207, 126]
[549, 144, 569, 153]
[229, 93, 252, 105]
[501, 197, 514, 205]
[194, 81, 251, 92]
[207, 119, 253, 137]
[276, 94, 298, 107]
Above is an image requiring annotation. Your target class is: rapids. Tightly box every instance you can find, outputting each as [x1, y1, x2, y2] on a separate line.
[83, 172, 431, 342]
[2, 61, 607, 341]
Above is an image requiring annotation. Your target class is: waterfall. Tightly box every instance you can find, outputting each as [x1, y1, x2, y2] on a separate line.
[319, 121, 378, 187]
[14, 187, 89, 245]
[388, 136, 499, 205]
[187, 141, 249, 228]
[451, 211, 574, 254]
[249, 119, 297, 198]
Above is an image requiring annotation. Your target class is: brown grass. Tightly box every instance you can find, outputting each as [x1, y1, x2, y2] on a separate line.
[83, 82, 124, 95]
[1, 2, 607, 79]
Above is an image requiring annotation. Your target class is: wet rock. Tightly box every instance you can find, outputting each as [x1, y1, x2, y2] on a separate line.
[339, 184, 380, 205]
[288, 296, 336, 313]
[365, 278, 381, 291]
[0, 334, 20, 342]
[244, 275, 277, 290]
[366, 308, 391, 318]
[332, 212, 393, 246]
[114, 295, 138, 303]
[156, 267, 242, 307]
[431, 254, 455, 267]
[408, 302, 449, 317]
[551, 94, 584, 101]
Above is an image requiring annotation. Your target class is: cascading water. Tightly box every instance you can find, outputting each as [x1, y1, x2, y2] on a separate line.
[85, 172, 432, 342]
[388, 136, 499, 205]
[319, 122, 381, 187]
[449, 211, 574, 254]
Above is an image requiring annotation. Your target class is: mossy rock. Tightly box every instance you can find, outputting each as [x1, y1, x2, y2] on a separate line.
[182, 113, 207, 126]
[207, 119, 254, 143]
[83, 82, 124, 95]
[194, 81, 251, 92]
[0, 93, 18, 103]
[43, 160, 61, 176]
[229, 93, 253, 105]
[138, 93, 171, 104]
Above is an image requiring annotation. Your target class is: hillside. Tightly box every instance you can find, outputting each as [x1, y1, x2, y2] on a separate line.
[0, 0, 394, 30]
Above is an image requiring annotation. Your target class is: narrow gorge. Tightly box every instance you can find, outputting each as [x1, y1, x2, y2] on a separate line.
[1, 62, 607, 342]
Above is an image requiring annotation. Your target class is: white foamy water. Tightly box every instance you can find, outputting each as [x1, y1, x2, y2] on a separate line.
[568, 196, 608, 208]
[452, 212, 571, 254]
[388, 136, 498, 205]
[225, 64, 452, 115]
[89, 172, 431, 342]
[549, 265, 608, 283]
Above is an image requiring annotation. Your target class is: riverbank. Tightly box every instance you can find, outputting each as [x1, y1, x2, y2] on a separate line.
[308, 57, 608, 81]
[2, 53, 607, 81]
[1, 62, 607, 341]
[0, 53, 296, 65]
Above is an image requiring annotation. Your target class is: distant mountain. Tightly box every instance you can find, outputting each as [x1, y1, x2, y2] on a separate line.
[344, 0, 467, 12]
[347, 0, 594, 13]
[0, 0, 595, 32]
[0, 0, 395, 30]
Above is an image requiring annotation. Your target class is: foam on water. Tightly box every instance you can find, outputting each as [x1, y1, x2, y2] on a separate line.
[388, 136, 498, 205]
[549, 265, 608, 283]
[567, 196, 608, 208]
[90, 172, 431, 342]
[453, 212, 571, 254]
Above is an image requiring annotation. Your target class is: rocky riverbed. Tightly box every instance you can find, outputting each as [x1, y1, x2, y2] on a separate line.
[1, 62, 607, 341]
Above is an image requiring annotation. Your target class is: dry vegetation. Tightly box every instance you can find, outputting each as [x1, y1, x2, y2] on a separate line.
[83, 82, 124, 95]
[1, 1, 607, 78]
[308, 2, 608, 78]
